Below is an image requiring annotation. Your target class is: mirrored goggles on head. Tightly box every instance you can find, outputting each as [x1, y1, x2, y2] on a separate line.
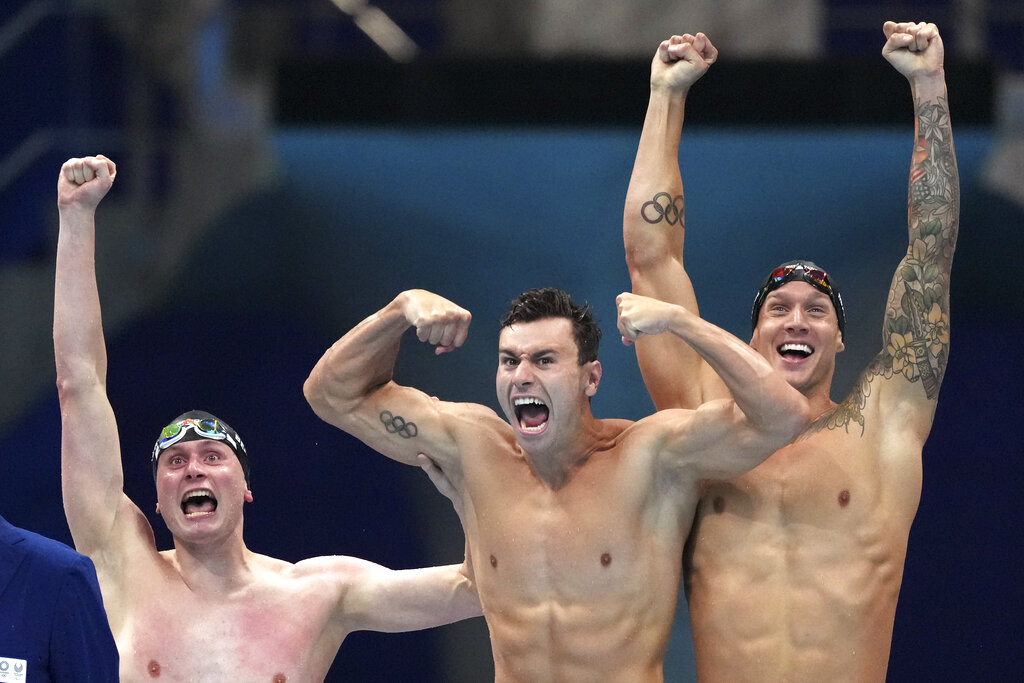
[154, 418, 239, 454]
[751, 261, 846, 337]
[766, 263, 835, 294]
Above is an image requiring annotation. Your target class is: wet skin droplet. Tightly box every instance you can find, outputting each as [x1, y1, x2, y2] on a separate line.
[838, 489, 851, 507]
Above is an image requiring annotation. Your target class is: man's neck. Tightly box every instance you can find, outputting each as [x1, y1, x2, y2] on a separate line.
[170, 533, 255, 597]
[521, 413, 609, 490]
[802, 384, 839, 421]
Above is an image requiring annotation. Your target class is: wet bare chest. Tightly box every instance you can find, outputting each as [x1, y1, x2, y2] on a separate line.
[467, 453, 690, 607]
[694, 428, 919, 567]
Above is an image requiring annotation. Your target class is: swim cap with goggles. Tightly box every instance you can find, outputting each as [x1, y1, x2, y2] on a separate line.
[750, 261, 846, 338]
[151, 410, 250, 486]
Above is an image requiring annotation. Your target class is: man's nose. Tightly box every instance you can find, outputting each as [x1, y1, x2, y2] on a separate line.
[512, 361, 535, 385]
[785, 308, 808, 331]
[185, 458, 206, 478]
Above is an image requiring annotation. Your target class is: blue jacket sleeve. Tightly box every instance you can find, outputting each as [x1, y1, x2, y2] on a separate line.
[48, 556, 119, 682]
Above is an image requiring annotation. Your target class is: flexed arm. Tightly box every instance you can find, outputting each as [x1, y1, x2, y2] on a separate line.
[867, 22, 958, 436]
[303, 290, 474, 472]
[623, 33, 726, 410]
[53, 156, 128, 556]
[618, 292, 812, 468]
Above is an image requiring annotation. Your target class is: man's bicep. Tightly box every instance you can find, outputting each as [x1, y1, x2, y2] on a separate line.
[840, 355, 939, 444]
[852, 246, 952, 437]
[60, 387, 128, 552]
[330, 559, 478, 634]
[656, 401, 775, 481]
[630, 260, 717, 410]
[336, 382, 462, 469]
[878, 251, 951, 404]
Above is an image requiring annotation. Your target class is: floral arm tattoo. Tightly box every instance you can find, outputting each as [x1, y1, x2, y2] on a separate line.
[819, 93, 959, 435]
[878, 94, 959, 399]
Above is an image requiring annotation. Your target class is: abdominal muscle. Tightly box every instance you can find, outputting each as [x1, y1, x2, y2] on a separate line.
[467, 489, 687, 683]
[685, 438, 917, 683]
[484, 591, 674, 683]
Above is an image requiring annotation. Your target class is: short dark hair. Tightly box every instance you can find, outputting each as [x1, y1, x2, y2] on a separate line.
[500, 287, 601, 364]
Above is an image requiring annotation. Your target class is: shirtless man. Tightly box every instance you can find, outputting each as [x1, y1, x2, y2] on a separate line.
[54, 155, 481, 682]
[622, 22, 958, 680]
[303, 285, 812, 681]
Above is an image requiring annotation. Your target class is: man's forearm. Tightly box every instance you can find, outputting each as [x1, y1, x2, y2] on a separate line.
[624, 88, 687, 275]
[908, 73, 959, 247]
[54, 206, 107, 391]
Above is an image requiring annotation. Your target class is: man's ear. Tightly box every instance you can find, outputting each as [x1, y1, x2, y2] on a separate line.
[583, 360, 602, 397]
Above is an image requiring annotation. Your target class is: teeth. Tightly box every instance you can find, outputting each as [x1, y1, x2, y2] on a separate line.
[780, 343, 813, 354]
[182, 488, 217, 517]
[513, 397, 548, 433]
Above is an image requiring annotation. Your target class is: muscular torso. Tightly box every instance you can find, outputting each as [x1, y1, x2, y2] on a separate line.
[685, 385, 924, 682]
[100, 530, 346, 682]
[455, 416, 700, 683]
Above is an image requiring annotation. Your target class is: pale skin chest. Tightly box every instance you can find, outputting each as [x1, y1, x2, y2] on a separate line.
[110, 564, 343, 683]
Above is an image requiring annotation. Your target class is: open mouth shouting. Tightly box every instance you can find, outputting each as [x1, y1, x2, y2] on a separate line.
[181, 489, 218, 518]
[778, 342, 813, 363]
[514, 397, 549, 434]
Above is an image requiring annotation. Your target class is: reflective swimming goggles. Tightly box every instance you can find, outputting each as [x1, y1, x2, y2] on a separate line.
[765, 263, 835, 294]
[751, 261, 846, 336]
[155, 418, 239, 453]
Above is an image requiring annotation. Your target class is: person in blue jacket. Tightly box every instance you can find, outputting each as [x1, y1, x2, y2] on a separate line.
[0, 514, 119, 682]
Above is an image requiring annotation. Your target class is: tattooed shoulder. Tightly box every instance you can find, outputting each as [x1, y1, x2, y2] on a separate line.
[801, 358, 885, 438]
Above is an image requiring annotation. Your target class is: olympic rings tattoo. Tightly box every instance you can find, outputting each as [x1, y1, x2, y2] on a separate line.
[641, 192, 684, 225]
[380, 410, 418, 438]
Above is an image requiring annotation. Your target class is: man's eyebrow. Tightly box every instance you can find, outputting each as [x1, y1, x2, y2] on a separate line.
[498, 347, 559, 358]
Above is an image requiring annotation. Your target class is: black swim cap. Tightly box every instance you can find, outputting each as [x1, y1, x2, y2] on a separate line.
[151, 410, 250, 486]
[750, 260, 846, 338]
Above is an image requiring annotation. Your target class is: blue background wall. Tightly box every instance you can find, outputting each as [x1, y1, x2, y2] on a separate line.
[2, 124, 1022, 680]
